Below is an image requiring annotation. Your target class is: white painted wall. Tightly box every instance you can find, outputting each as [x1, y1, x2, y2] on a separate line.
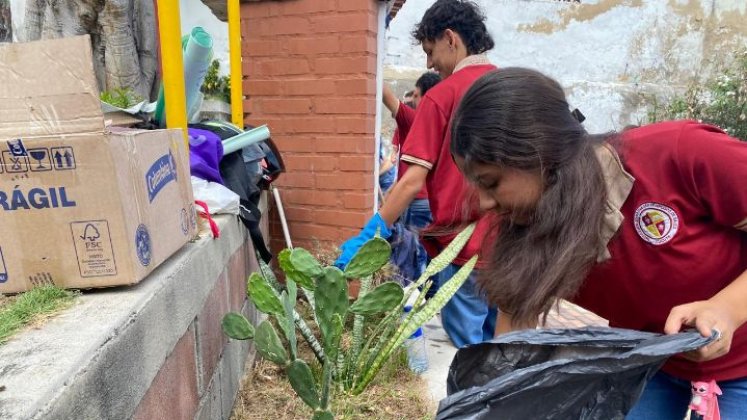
[384, 0, 747, 132]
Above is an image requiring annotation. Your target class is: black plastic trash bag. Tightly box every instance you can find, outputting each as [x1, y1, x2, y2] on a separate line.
[437, 327, 713, 420]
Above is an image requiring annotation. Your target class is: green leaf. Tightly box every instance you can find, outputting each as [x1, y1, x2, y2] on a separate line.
[314, 267, 348, 351]
[282, 281, 298, 360]
[290, 248, 323, 279]
[343, 237, 391, 279]
[248, 272, 285, 316]
[279, 249, 315, 290]
[312, 411, 334, 420]
[349, 282, 404, 315]
[255, 320, 288, 366]
[354, 256, 478, 394]
[286, 360, 320, 409]
[221, 312, 255, 340]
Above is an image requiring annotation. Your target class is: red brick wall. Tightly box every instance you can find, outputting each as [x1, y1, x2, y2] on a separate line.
[241, 0, 379, 253]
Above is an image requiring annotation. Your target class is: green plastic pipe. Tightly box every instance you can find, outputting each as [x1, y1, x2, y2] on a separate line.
[183, 27, 213, 120]
[222, 125, 271, 155]
[154, 27, 213, 127]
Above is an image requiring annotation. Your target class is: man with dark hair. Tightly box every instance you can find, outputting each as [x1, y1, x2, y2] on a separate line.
[383, 71, 442, 230]
[381, 72, 441, 288]
[338, 0, 498, 348]
[412, 72, 441, 108]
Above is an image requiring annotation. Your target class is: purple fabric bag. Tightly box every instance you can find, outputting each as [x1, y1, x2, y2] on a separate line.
[189, 128, 224, 184]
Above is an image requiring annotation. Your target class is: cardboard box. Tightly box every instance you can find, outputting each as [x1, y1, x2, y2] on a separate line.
[0, 35, 196, 293]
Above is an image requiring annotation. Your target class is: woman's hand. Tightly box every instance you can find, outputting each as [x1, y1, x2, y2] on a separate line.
[664, 300, 736, 362]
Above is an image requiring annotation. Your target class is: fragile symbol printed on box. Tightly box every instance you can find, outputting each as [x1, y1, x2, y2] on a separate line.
[1, 144, 76, 175]
[28, 148, 52, 172]
[1, 151, 29, 173]
[50, 146, 76, 170]
[0, 247, 7, 283]
[70, 220, 117, 277]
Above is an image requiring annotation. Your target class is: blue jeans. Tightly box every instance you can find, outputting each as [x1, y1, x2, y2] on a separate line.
[402, 198, 432, 229]
[433, 263, 497, 348]
[627, 371, 747, 419]
[379, 168, 396, 193]
[403, 198, 432, 282]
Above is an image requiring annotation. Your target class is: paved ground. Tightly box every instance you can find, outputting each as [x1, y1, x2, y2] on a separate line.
[422, 301, 609, 410]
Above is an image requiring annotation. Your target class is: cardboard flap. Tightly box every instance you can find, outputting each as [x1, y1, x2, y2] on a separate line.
[0, 35, 103, 138]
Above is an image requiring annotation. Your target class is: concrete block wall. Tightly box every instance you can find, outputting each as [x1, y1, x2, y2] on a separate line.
[133, 240, 261, 420]
[0, 216, 263, 420]
[241, 0, 381, 252]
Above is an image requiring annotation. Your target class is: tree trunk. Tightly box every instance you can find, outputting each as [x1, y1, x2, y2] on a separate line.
[23, 0, 47, 41]
[21, 0, 159, 101]
[0, 0, 11, 42]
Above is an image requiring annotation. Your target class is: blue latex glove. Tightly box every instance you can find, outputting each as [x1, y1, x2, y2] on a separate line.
[334, 213, 392, 269]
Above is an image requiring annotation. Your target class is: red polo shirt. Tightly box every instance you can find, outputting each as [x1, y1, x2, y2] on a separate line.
[391, 103, 427, 199]
[575, 121, 747, 381]
[400, 64, 497, 265]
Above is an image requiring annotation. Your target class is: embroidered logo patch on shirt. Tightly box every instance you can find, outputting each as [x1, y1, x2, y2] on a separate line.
[634, 202, 679, 245]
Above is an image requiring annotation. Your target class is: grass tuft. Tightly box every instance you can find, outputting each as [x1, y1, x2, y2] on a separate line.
[0, 286, 78, 344]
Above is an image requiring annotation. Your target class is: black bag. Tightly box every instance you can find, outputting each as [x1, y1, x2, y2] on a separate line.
[438, 327, 713, 420]
[190, 121, 284, 263]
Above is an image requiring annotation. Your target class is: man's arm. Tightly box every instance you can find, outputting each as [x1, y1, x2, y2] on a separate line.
[383, 84, 400, 117]
[379, 149, 395, 174]
[379, 163, 429, 225]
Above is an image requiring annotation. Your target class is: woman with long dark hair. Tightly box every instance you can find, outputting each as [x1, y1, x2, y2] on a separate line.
[450, 67, 747, 417]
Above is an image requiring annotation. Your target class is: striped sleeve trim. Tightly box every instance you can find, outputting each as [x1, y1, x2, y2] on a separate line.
[735, 217, 747, 231]
[400, 154, 433, 170]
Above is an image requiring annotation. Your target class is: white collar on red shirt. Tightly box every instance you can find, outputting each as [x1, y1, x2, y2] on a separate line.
[453, 54, 491, 74]
[596, 143, 635, 261]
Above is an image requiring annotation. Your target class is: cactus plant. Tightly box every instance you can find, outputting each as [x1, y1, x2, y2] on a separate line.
[254, 320, 288, 366]
[287, 359, 320, 409]
[343, 237, 391, 279]
[312, 411, 334, 420]
[349, 282, 404, 316]
[290, 248, 324, 283]
[248, 272, 284, 316]
[254, 258, 325, 364]
[280, 248, 321, 341]
[279, 248, 316, 290]
[345, 275, 372, 389]
[281, 283, 298, 360]
[221, 312, 255, 340]
[222, 224, 478, 419]
[351, 223, 476, 390]
[353, 256, 478, 394]
[314, 267, 348, 350]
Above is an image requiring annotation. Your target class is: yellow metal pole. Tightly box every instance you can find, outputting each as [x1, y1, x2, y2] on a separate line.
[157, 0, 189, 146]
[228, 0, 245, 128]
